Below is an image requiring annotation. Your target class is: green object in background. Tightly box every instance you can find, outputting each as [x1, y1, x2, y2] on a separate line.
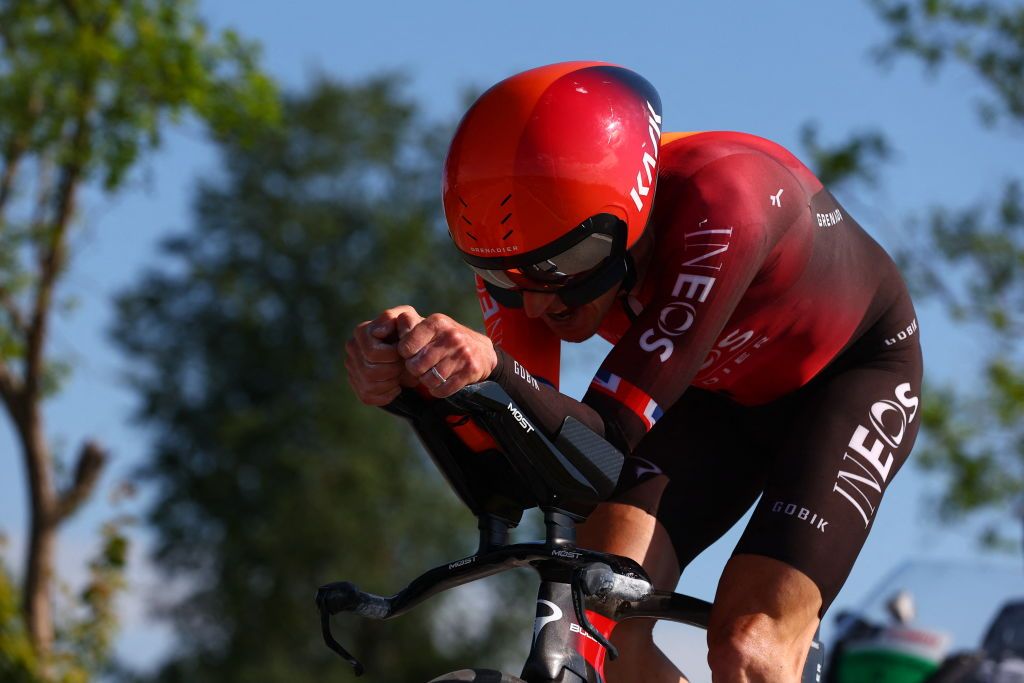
[834, 649, 939, 683]
[834, 627, 950, 683]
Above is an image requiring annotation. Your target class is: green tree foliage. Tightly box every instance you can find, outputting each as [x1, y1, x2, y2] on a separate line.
[905, 177, 1024, 547]
[870, 0, 1024, 125]
[1, 524, 131, 682]
[112, 78, 531, 683]
[829, 0, 1024, 545]
[0, 0, 276, 677]
[0, 545, 37, 683]
[798, 124, 892, 191]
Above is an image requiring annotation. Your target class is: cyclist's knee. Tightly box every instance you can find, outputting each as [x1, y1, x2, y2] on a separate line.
[604, 619, 656, 683]
[707, 612, 804, 682]
[609, 616, 655, 652]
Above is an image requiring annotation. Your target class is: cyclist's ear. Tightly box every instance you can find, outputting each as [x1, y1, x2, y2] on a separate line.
[483, 280, 524, 308]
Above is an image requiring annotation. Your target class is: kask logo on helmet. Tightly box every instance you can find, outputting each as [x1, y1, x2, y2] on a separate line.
[629, 101, 663, 212]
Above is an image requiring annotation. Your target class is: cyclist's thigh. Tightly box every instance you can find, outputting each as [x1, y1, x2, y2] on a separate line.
[599, 387, 770, 575]
[734, 330, 924, 615]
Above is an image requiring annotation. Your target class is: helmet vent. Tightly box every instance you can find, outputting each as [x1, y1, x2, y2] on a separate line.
[500, 213, 512, 225]
[459, 196, 469, 207]
[465, 232, 478, 241]
[461, 215, 473, 225]
[500, 194, 512, 206]
[502, 229, 513, 240]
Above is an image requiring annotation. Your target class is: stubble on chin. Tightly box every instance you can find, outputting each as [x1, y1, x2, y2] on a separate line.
[543, 310, 597, 343]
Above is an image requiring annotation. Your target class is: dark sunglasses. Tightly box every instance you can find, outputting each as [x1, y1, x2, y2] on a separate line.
[465, 214, 630, 308]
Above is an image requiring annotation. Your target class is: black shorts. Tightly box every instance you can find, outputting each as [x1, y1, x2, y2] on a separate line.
[609, 293, 923, 615]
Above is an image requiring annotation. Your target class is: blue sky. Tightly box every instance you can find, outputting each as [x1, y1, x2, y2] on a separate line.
[0, 2, 1021, 680]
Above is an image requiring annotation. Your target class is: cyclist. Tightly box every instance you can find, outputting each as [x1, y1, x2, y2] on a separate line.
[345, 61, 923, 683]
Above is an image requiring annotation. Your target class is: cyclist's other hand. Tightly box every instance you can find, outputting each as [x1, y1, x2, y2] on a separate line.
[398, 314, 497, 398]
[345, 306, 424, 406]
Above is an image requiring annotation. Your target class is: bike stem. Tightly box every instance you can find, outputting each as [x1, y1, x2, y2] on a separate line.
[543, 508, 577, 546]
[478, 513, 513, 552]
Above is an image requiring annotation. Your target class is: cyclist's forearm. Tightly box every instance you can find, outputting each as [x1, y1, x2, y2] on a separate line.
[488, 346, 606, 440]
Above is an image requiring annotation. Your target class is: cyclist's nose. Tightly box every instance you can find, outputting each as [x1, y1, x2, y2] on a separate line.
[522, 291, 561, 319]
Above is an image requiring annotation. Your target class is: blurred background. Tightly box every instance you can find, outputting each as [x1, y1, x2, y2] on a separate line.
[0, 1, 1022, 681]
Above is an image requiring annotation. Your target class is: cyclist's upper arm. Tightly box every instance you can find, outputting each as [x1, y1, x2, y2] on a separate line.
[584, 153, 802, 450]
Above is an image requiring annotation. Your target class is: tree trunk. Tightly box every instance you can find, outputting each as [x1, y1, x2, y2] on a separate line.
[24, 507, 56, 656]
[18, 401, 57, 660]
[13, 395, 106, 665]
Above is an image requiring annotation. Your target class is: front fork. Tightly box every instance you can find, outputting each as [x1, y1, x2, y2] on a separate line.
[522, 581, 617, 683]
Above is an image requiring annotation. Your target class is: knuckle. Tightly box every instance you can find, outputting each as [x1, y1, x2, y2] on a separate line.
[428, 313, 450, 327]
[444, 329, 465, 349]
[397, 339, 415, 357]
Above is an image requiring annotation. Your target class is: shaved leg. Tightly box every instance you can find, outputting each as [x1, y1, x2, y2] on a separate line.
[577, 500, 689, 683]
[707, 554, 822, 682]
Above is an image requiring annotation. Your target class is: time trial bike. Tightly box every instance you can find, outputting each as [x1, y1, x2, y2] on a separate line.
[316, 381, 825, 682]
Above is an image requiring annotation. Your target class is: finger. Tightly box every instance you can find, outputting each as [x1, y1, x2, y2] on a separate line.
[369, 318, 395, 340]
[404, 338, 448, 378]
[346, 339, 404, 380]
[397, 320, 436, 359]
[418, 361, 453, 397]
[370, 306, 421, 341]
[395, 309, 424, 338]
[346, 360, 403, 406]
[420, 360, 471, 399]
[345, 353, 402, 392]
[361, 361, 403, 383]
[397, 313, 450, 360]
[361, 385, 402, 407]
[352, 325, 402, 364]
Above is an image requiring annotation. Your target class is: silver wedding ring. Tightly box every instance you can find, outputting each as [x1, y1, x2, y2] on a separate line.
[429, 366, 447, 384]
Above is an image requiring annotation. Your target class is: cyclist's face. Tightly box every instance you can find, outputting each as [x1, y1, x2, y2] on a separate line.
[521, 286, 620, 342]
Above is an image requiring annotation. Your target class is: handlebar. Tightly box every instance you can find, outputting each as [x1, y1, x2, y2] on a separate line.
[314, 531, 715, 676]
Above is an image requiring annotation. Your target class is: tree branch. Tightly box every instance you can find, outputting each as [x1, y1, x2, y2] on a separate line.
[0, 143, 25, 217]
[0, 293, 28, 336]
[0, 86, 43, 220]
[0, 358, 22, 416]
[25, 100, 91, 402]
[55, 440, 106, 522]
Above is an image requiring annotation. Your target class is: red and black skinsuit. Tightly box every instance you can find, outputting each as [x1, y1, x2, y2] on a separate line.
[471, 131, 923, 613]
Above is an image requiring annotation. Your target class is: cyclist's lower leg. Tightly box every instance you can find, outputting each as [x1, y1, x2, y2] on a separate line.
[707, 554, 822, 683]
[604, 618, 690, 683]
[577, 501, 688, 683]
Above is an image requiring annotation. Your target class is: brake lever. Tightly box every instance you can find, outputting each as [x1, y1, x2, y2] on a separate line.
[316, 582, 366, 676]
[570, 565, 619, 661]
[320, 606, 365, 676]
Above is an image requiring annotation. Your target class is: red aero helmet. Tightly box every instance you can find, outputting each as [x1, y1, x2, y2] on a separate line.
[443, 61, 663, 266]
